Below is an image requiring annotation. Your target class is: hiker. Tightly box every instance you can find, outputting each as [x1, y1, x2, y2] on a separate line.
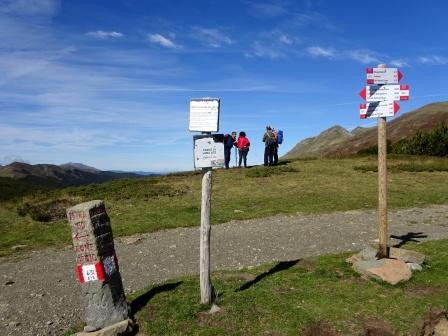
[231, 131, 237, 167]
[262, 126, 276, 166]
[236, 131, 250, 167]
[273, 128, 279, 165]
[224, 133, 236, 169]
[273, 129, 284, 165]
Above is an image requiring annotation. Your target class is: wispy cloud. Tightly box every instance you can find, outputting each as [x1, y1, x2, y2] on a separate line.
[86, 31, 124, 39]
[0, 0, 60, 16]
[246, 41, 283, 59]
[246, 0, 288, 18]
[191, 27, 235, 48]
[418, 55, 448, 65]
[306, 46, 335, 58]
[390, 59, 409, 67]
[278, 33, 292, 45]
[290, 12, 340, 32]
[147, 33, 179, 48]
[346, 49, 381, 64]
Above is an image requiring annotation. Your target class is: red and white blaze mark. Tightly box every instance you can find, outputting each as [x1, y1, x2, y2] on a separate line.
[77, 263, 105, 283]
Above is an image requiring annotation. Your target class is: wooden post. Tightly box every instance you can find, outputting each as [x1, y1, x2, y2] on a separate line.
[377, 63, 388, 258]
[200, 134, 213, 304]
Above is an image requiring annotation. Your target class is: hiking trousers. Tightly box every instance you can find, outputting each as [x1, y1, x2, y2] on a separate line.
[264, 145, 275, 166]
[238, 148, 249, 167]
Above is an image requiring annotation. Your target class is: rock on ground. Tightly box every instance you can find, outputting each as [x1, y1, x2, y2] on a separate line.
[353, 259, 412, 285]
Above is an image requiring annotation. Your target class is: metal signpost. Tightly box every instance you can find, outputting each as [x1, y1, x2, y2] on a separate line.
[360, 65, 410, 258]
[189, 98, 222, 304]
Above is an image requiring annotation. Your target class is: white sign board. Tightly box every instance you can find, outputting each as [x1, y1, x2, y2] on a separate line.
[193, 134, 225, 168]
[366, 67, 402, 85]
[189, 98, 220, 132]
[360, 84, 410, 102]
[360, 101, 400, 119]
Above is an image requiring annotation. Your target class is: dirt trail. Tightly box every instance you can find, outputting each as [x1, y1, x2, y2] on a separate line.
[1, 204, 447, 335]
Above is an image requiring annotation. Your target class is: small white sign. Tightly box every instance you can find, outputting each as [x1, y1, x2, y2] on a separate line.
[194, 134, 225, 168]
[366, 67, 402, 85]
[189, 98, 220, 132]
[361, 84, 410, 102]
[82, 264, 98, 282]
[360, 101, 400, 119]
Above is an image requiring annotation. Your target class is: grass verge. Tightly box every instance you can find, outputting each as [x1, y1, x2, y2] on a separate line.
[130, 239, 448, 336]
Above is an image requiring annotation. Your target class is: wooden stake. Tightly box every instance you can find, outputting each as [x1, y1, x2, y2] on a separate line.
[377, 63, 388, 258]
[200, 166, 213, 304]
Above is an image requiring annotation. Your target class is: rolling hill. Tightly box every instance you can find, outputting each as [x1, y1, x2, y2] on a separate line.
[283, 102, 448, 159]
[0, 162, 141, 188]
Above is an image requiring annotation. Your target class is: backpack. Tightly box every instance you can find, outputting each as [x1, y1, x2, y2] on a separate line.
[266, 132, 276, 146]
[277, 130, 284, 144]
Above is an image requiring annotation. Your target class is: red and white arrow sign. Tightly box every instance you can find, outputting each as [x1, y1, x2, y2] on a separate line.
[366, 67, 403, 84]
[360, 84, 410, 102]
[360, 101, 400, 119]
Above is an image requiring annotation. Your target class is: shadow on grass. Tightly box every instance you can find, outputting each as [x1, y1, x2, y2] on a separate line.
[390, 232, 428, 248]
[130, 281, 183, 315]
[236, 259, 300, 292]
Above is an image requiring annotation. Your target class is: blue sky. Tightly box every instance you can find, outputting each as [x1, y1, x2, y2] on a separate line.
[1, 0, 448, 171]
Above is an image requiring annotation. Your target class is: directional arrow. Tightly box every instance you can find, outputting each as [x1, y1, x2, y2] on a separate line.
[360, 84, 410, 102]
[360, 101, 400, 119]
[366, 67, 403, 85]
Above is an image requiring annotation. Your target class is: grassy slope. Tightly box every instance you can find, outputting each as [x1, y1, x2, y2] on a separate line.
[283, 102, 448, 160]
[128, 239, 448, 335]
[1, 156, 448, 258]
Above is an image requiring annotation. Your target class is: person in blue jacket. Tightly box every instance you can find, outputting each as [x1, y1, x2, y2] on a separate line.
[224, 133, 236, 169]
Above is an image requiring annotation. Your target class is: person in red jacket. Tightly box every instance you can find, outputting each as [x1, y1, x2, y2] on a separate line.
[236, 131, 250, 167]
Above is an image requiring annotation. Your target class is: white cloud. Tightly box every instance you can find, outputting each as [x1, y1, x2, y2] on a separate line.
[247, 41, 283, 59]
[191, 27, 234, 48]
[347, 50, 380, 64]
[86, 31, 124, 39]
[277, 33, 292, 45]
[290, 12, 339, 32]
[418, 55, 448, 65]
[147, 33, 178, 48]
[306, 46, 335, 58]
[247, 1, 288, 18]
[0, 0, 59, 16]
[390, 59, 409, 67]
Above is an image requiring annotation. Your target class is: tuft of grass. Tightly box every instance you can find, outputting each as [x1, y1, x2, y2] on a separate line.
[128, 239, 448, 336]
[245, 165, 299, 178]
[354, 159, 448, 173]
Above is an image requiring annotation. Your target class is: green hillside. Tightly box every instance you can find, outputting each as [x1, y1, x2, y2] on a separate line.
[1, 156, 448, 258]
[284, 102, 448, 159]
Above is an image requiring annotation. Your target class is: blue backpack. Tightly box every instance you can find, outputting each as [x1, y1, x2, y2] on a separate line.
[277, 130, 284, 144]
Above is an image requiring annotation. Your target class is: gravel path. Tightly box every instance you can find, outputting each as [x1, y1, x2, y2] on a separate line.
[1, 204, 448, 335]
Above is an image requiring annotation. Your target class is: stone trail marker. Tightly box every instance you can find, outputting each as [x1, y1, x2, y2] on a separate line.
[359, 64, 410, 258]
[67, 200, 130, 331]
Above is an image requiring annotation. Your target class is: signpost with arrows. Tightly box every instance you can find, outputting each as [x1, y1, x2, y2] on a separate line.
[359, 65, 410, 258]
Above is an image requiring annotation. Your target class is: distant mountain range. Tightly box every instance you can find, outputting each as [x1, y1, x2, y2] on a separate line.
[0, 162, 158, 188]
[283, 102, 448, 159]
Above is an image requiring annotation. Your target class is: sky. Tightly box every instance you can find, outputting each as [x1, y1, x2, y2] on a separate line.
[1, 0, 448, 172]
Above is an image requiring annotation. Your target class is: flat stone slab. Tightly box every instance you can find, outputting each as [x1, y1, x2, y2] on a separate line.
[346, 245, 377, 264]
[75, 319, 133, 336]
[389, 247, 425, 264]
[353, 258, 412, 285]
[434, 318, 448, 336]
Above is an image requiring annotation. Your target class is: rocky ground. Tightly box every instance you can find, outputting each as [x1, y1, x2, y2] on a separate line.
[1, 204, 448, 335]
